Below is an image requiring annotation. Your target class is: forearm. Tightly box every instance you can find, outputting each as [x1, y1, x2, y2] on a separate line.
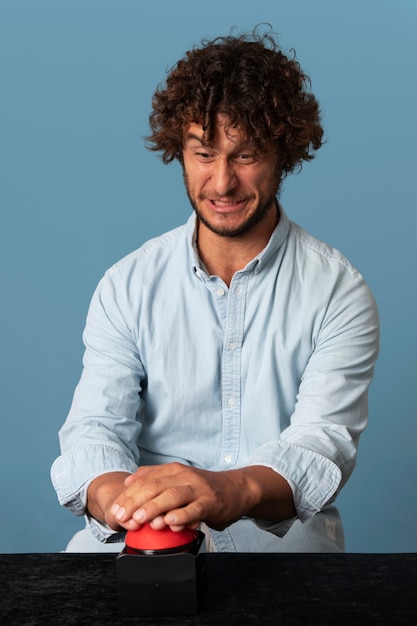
[238, 465, 296, 522]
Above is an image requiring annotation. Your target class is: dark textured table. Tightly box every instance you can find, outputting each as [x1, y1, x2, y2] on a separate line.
[1, 552, 416, 625]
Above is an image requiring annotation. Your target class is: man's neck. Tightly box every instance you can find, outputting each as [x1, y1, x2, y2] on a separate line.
[196, 206, 279, 286]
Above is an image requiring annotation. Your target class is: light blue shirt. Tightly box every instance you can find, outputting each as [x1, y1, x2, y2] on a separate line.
[51, 206, 379, 542]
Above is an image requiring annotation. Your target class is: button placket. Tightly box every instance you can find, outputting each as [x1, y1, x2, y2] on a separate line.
[220, 274, 248, 468]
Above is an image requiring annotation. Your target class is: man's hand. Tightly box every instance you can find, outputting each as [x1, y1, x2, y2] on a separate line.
[89, 462, 296, 533]
[86, 471, 132, 532]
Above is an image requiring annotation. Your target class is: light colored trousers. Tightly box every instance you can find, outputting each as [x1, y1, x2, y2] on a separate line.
[65, 507, 345, 553]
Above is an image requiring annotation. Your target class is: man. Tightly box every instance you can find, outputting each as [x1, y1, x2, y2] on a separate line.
[51, 27, 379, 553]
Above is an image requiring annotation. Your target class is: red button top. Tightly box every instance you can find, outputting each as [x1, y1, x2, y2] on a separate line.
[125, 524, 198, 552]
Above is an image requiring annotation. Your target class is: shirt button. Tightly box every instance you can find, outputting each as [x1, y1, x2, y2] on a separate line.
[229, 342, 236, 351]
[227, 397, 235, 407]
[216, 288, 225, 297]
[224, 455, 233, 464]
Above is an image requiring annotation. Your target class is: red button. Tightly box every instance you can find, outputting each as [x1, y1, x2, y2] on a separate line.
[125, 524, 198, 552]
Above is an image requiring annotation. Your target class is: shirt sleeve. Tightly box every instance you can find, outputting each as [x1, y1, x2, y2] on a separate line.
[249, 268, 379, 534]
[50, 267, 144, 520]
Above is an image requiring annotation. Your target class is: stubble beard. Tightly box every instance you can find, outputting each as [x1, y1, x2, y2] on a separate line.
[183, 171, 281, 238]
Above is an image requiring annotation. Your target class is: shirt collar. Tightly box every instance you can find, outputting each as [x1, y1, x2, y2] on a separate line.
[186, 201, 290, 276]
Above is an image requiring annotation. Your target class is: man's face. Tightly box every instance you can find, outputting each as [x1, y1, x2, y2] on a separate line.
[182, 117, 281, 238]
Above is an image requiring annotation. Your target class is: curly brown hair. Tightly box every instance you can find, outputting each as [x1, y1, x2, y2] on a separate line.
[146, 26, 324, 178]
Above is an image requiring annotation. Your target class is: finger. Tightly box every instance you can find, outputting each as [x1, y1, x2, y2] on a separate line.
[124, 462, 188, 487]
[148, 516, 168, 530]
[162, 496, 210, 528]
[130, 483, 196, 525]
[112, 474, 176, 521]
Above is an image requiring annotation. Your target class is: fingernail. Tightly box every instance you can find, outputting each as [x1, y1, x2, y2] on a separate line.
[133, 509, 146, 523]
[150, 516, 165, 529]
[112, 504, 126, 521]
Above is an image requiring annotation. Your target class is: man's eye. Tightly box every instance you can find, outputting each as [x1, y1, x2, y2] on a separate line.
[195, 151, 213, 160]
[237, 153, 256, 163]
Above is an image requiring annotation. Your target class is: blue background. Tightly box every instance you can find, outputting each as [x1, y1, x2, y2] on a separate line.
[1, 0, 416, 553]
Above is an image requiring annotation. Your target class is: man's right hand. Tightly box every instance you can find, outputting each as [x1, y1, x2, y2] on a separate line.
[86, 471, 132, 531]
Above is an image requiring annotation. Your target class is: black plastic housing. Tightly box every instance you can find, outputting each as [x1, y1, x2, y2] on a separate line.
[116, 530, 206, 616]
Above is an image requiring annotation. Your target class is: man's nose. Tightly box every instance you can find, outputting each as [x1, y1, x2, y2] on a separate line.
[212, 159, 238, 195]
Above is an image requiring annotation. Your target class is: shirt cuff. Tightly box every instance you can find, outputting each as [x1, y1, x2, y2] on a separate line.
[249, 440, 342, 531]
[50, 443, 138, 515]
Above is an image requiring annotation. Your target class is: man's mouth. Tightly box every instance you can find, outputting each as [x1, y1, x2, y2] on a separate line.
[207, 198, 246, 212]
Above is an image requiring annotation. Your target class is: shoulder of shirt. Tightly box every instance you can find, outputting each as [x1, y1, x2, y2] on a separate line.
[288, 219, 360, 281]
[106, 222, 190, 277]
